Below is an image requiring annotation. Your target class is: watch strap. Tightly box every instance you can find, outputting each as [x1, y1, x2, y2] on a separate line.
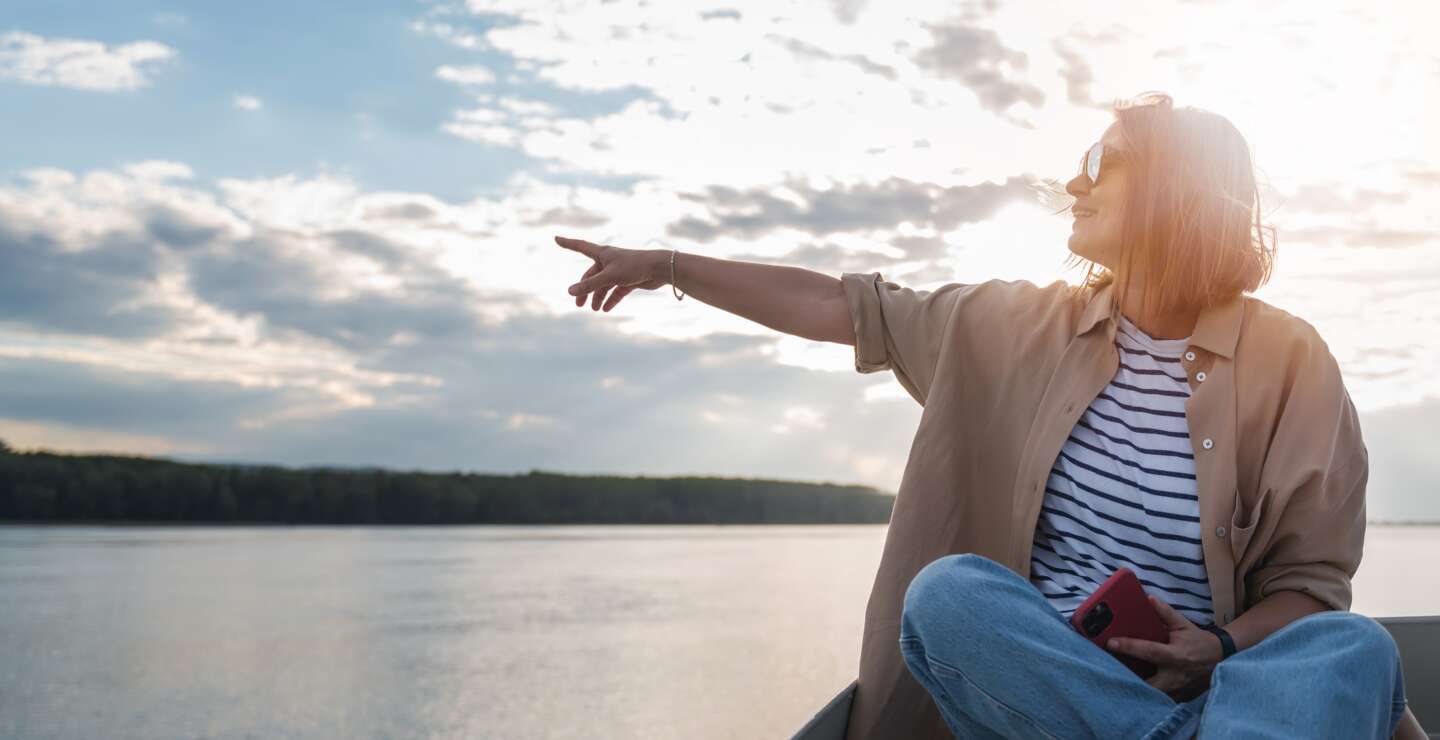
[1201, 624, 1237, 659]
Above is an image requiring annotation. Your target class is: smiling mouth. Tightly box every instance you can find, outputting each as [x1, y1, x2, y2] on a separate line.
[1073, 208, 1098, 219]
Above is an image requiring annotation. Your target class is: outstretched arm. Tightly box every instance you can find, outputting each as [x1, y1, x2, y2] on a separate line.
[556, 235, 854, 345]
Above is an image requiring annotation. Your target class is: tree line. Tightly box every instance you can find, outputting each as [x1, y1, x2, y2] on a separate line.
[0, 440, 895, 525]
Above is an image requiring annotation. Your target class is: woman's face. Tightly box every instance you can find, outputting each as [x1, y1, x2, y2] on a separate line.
[1066, 124, 1129, 270]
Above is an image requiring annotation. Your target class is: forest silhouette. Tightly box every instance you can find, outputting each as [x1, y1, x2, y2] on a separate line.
[0, 440, 895, 525]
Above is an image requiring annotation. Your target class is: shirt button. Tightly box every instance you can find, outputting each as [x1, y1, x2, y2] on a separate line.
[1202, 438, 1214, 450]
[1196, 371, 1207, 382]
[1184, 350, 1197, 362]
[1216, 526, 1227, 537]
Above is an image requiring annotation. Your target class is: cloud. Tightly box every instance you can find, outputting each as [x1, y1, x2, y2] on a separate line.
[1276, 183, 1409, 213]
[700, 9, 741, 21]
[911, 24, 1045, 113]
[233, 94, 263, 111]
[1051, 38, 1097, 108]
[434, 64, 496, 86]
[668, 175, 1036, 241]
[1281, 225, 1436, 250]
[0, 159, 944, 490]
[1361, 397, 1440, 522]
[0, 31, 175, 91]
[0, 218, 178, 338]
[768, 35, 896, 80]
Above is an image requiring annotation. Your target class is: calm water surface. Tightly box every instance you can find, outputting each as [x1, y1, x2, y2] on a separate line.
[1, 524, 1436, 739]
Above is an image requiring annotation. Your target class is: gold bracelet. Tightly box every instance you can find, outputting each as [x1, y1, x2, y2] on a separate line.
[670, 247, 685, 300]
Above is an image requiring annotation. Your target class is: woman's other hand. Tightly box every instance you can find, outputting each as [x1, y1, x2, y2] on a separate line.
[555, 235, 667, 312]
[1106, 594, 1224, 702]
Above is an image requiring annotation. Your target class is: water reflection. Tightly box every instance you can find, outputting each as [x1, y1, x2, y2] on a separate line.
[0, 524, 1432, 739]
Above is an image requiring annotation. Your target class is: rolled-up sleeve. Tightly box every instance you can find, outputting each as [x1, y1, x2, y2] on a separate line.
[1244, 333, 1368, 612]
[840, 271, 966, 406]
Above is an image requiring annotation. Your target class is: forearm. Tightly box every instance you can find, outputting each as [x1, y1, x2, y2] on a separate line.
[655, 249, 853, 344]
[1222, 589, 1329, 652]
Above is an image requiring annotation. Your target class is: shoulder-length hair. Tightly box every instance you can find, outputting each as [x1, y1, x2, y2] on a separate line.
[1045, 92, 1277, 317]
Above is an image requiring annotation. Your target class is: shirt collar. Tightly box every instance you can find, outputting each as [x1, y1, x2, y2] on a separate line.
[1076, 281, 1245, 359]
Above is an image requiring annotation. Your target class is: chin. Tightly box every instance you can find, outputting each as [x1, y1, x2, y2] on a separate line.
[1067, 235, 1116, 269]
[1067, 235, 1098, 262]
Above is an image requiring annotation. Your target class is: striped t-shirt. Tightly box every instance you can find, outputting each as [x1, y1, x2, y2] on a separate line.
[1028, 313, 1215, 627]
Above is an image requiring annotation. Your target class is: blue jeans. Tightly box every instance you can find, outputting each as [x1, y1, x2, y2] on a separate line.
[898, 553, 1408, 739]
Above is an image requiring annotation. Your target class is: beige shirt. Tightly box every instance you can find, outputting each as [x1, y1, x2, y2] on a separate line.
[837, 271, 1368, 740]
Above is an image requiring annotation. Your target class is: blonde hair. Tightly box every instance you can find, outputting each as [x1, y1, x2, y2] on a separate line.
[1041, 92, 1277, 317]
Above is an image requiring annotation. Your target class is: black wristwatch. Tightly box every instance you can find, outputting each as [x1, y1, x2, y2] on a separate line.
[1201, 624, 1237, 659]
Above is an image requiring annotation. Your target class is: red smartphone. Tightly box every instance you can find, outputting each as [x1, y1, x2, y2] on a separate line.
[1068, 567, 1170, 679]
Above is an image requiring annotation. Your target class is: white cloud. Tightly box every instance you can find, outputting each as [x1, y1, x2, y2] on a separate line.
[233, 94, 263, 111]
[435, 64, 496, 85]
[0, 31, 175, 91]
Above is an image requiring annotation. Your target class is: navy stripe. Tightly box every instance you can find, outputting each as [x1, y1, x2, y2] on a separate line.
[1063, 433, 1197, 481]
[1085, 407, 1190, 440]
[1118, 361, 1188, 384]
[1117, 339, 1187, 363]
[1030, 572, 1086, 595]
[1118, 345, 1184, 366]
[1028, 556, 1098, 588]
[1056, 450, 1199, 502]
[1048, 483, 1203, 541]
[1110, 379, 1190, 399]
[1032, 540, 1214, 602]
[1075, 419, 1193, 460]
[1096, 392, 1188, 419]
[1038, 505, 1207, 563]
[1035, 518, 1209, 584]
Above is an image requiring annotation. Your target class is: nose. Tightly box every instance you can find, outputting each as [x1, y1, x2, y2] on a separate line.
[1065, 172, 1090, 199]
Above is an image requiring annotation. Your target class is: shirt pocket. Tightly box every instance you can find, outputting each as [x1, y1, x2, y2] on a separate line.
[1229, 486, 1270, 563]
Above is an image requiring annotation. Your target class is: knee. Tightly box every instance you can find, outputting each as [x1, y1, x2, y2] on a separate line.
[1292, 611, 1399, 666]
[902, 553, 1004, 630]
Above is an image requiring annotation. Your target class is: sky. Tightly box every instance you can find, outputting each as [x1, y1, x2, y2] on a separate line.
[1, 0, 1438, 520]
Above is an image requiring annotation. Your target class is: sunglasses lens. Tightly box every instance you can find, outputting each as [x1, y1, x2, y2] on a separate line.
[1086, 143, 1103, 182]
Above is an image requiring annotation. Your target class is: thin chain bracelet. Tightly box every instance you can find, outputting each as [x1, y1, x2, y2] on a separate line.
[670, 247, 685, 300]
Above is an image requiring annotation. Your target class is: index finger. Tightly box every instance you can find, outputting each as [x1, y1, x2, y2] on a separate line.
[555, 235, 602, 258]
[1108, 637, 1176, 665]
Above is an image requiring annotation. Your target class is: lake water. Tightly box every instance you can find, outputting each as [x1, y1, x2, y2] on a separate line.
[2, 524, 1437, 739]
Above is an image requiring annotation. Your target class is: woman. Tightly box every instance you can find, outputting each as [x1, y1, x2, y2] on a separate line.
[555, 92, 1424, 739]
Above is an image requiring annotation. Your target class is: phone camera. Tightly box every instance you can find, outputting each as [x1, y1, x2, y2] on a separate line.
[1081, 601, 1113, 637]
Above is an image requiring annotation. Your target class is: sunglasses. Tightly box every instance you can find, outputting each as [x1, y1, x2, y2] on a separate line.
[1078, 142, 1127, 186]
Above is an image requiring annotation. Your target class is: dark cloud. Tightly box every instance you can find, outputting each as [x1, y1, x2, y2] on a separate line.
[912, 24, 1045, 113]
[668, 175, 1035, 242]
[1051, 39, 1100, 108]
[526, 205, 610, 228]
[729, 244, 894, 275]
[771, 36, 897, 80]
[0, 356, 306, 439]
[0, 214, 179, 338]
[184, 229, 485, 352]
[362, 202, 438, 221]
[144, 204, 227, 249]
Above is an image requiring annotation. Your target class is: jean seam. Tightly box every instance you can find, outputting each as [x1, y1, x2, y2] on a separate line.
[920, 648, 1064, 740]
[899, 638, 1001, 739]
